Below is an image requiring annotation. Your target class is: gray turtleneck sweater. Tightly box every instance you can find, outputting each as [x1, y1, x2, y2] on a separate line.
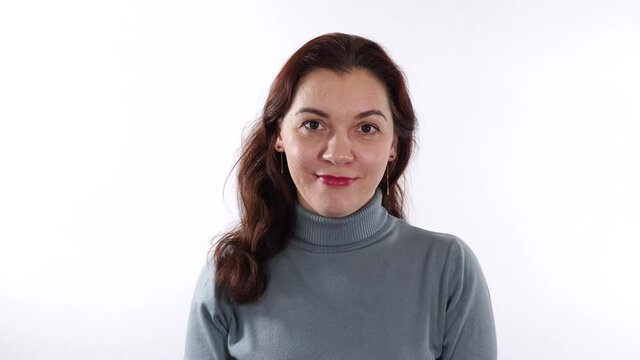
[184, 191, 497, 359]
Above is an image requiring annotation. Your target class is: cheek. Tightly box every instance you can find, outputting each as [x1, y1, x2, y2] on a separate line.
[285, 137, 317, 161]
[286, 147, 315, 177]
[358, 145, 392, 167]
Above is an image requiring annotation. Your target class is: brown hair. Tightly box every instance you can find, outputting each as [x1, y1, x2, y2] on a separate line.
[211, 33, 417, 304]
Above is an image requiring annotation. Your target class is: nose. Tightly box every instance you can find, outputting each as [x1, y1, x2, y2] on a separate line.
[322, 132, 354, 165]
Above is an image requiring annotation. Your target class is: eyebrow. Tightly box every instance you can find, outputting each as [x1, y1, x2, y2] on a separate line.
[295, 107, 387, 121]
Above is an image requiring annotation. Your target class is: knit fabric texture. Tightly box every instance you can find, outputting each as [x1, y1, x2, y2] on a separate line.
[184, 190, 497, 360]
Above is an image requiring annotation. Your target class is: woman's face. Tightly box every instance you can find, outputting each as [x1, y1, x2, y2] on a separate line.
[276, 68, 397, 218]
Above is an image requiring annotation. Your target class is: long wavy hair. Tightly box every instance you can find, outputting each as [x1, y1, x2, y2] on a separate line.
[211, 33, 417, 304]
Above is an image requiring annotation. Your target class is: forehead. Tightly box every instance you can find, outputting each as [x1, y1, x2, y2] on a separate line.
[291, 68, 391, 114]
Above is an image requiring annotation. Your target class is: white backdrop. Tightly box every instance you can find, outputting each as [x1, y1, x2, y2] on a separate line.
[1, 0, 639, 359]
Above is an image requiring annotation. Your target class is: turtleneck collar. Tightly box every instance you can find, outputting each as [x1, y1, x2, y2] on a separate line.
[290, 189, 395, 253]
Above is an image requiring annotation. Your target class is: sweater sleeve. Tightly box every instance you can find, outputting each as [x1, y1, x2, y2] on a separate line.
[439, 237, 497, 360]
[183, 261, 232, 360]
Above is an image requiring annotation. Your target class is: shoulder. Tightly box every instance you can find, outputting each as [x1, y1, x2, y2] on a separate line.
[191, 259, 216, 301]
[188, 258, 234, 331]
[392, 225, 497, 358]
[391, 219, 484, 274]
[392, 218, 465, 254]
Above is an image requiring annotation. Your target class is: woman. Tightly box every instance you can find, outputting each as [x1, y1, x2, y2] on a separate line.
[184, 33, 497, 360]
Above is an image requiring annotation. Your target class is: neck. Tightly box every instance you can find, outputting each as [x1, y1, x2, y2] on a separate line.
[291, 189, 395, 252]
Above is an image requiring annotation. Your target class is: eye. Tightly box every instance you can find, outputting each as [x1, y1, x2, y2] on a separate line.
[359, 123, 379, 134]
[302, 120, 323, 131]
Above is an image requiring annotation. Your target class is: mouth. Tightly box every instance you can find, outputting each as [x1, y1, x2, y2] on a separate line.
[317, 175, 356, 187]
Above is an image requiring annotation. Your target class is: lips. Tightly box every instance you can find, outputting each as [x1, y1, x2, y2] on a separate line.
[317, 175, 356, 186]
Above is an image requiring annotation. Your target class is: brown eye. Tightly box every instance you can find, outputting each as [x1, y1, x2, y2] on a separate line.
[360, 124, 379, 134]
[303, 120, 321, 130]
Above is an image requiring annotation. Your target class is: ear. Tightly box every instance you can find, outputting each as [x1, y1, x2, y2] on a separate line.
[275, 125, 285, 152]
[389, 136, 398, 161]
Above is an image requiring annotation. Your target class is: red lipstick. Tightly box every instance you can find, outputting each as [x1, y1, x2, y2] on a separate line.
[318, 175, 355, 186]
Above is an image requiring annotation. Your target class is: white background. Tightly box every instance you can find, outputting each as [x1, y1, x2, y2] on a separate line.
[1, 0, 639, 359]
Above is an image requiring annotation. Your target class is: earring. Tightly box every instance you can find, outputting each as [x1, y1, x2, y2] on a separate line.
[280, 152, 284, 174]
[386, 163, 390, 196]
